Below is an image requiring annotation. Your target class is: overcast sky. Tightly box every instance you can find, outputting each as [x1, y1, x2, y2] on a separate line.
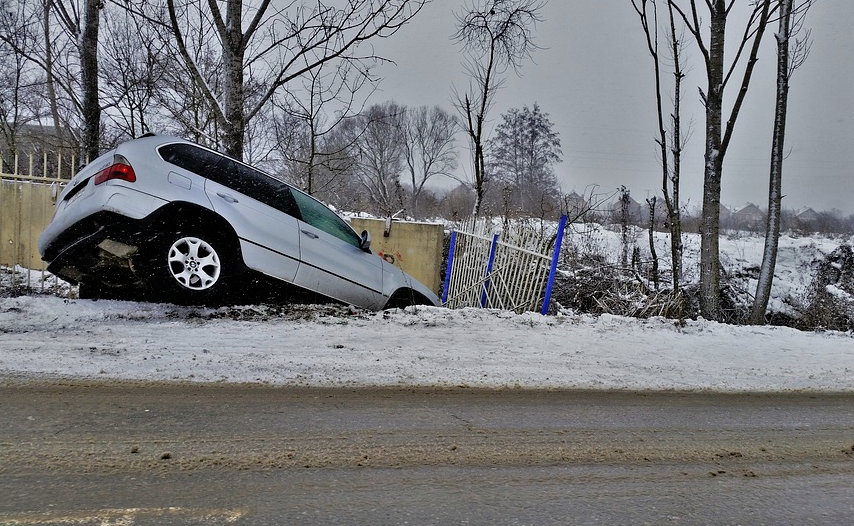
[371, 1, 854, 214]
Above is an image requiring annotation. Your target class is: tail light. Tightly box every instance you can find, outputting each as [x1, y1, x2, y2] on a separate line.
[93, 154, 137, 185]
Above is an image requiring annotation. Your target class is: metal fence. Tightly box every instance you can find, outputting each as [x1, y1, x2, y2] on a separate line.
[442, 217, 567, 314]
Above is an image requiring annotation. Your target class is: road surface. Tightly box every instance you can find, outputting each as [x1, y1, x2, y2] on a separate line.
[1, 381, 853, 524]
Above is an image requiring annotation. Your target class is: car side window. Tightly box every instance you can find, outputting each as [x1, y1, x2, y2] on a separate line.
[290, 189, 361, 248]
[211, 158, 300, 218]
[158, 144, 221, 175]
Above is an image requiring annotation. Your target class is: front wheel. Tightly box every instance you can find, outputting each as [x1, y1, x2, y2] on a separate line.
[383, 288, 433, 310]
[140, 229, 238, 305]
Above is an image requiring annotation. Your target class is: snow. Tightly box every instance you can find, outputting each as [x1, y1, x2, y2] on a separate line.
[1, 295, 853, 392]
[3, 228, 854, 392]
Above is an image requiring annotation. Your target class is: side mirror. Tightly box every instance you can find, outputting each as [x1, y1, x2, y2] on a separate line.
[359, 229, 372, 252]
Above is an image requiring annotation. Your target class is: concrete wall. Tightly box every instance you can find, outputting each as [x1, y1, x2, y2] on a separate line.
[0, 179, 60, 269]
[349, 218, 445, 295]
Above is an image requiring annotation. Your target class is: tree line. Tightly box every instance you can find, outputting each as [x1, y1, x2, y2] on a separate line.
[1, 0, 568, 220]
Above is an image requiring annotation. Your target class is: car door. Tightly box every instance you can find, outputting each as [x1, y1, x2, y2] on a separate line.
[203, 157, 302, 283]
[289, 188, 385, 309]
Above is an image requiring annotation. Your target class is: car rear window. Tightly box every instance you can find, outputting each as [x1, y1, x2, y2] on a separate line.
[159, 143, 221, 175]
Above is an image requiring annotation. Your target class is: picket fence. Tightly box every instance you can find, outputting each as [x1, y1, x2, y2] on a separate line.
[442, 216, 567, 314]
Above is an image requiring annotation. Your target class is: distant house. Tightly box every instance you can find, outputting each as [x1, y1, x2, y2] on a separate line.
[608, 193, 673, 226]
[719, 204, 733, 225]
[564, 191, 588, 217]
[611, 194, 646, 224]
[0, 123, 78, 178]
[792, 207, 820, 230]
[796, 207, 820, 223]
[733, 203, 766, 229]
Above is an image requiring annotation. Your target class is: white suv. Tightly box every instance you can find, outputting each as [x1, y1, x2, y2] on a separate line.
[38, 134, 438, 309]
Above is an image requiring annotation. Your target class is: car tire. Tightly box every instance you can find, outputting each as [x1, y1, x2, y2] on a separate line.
[140, 228, 239, 306]
[383, 288, 433, 310]
[77, 280, 103, 300]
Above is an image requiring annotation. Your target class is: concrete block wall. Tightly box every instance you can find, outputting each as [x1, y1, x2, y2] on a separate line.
[349, 218, 445, 295]
[0, 179, 60, 269]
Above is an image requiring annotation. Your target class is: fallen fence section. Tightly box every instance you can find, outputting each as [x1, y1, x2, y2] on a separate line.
[442, 216, 567, 314]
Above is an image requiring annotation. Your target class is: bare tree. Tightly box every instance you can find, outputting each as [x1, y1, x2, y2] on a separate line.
[273, 57, 370, 197]
[646, 196, 660, 291]
[348, 101, 407, 217]
[0, 0, 105, 158]
[0, 0, 43, 157]
[99, 6, 167, 142]
[632, 0, 688, 293]
[452, 0, 545, 216]
[161, 0, 426, 161]
[401, 105, 459, 219]
[671, 0, 774, 320]
[156, 25, 223, 147]
[749, 0, 812, 324]
[78, 0, 102, 160]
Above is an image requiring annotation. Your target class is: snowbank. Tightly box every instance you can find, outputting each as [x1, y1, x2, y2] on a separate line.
[2, 295, 853, 392]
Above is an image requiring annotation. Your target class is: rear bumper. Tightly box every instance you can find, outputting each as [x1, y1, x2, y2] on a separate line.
[40, 211, 149, 285]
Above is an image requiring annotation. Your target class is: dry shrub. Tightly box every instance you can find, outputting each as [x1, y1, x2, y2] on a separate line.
[799, 245, 854, 331]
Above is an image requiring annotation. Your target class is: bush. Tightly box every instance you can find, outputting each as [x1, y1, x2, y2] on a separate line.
[799, 245, 854, 331]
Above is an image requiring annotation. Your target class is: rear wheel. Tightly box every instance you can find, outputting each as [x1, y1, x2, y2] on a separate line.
[140, 228, 239, 305]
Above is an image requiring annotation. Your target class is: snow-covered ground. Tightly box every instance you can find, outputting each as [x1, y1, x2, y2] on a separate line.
[1, 295, 853, 392]
[2, 228, 853, 392]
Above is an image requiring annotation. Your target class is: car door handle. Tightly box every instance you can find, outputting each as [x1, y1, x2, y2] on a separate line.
[216, 192, 238, 203]
[300, 229, 319, 239]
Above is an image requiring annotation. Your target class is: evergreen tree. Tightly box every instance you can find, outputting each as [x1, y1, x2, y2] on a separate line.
[487, 103, 562, 217]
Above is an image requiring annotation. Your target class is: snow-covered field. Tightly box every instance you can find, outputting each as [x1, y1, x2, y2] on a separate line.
[2, 228, 853, 392]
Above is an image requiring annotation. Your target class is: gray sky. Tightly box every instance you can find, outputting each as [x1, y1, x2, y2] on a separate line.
[371, 1, 854, 214]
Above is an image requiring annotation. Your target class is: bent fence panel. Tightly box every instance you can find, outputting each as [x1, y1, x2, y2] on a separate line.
[442, 217, 566, 314]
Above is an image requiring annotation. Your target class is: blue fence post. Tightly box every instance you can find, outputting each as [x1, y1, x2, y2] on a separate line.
[480, 233, 499, 308]
[541, 215, 567, 315]
[441, 230, 457, 305]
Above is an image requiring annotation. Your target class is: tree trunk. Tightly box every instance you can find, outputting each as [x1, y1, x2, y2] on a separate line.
[80, 0, 102, 161]
[43, 1, 64, 146]
[222, 0, 246, 160]
[698, 1, 726, 320]
[749, 0, 793, 324]
[666, 2, 684, 293]
[647, 196, 660, 291]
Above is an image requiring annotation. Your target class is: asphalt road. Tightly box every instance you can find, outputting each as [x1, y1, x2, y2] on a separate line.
[1, 382, 853, 525]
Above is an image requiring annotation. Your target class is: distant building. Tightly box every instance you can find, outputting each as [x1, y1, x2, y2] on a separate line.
[733, 203, 766, 229]
[563, 191, 588, 218]
[796, 207, 820, 223]
[792, 207, 820, 231]
[0, 123, 78, 178]
[610, 193, 645, 223]
[609, 193, 673, 226]
[719, 204, 733, 225]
